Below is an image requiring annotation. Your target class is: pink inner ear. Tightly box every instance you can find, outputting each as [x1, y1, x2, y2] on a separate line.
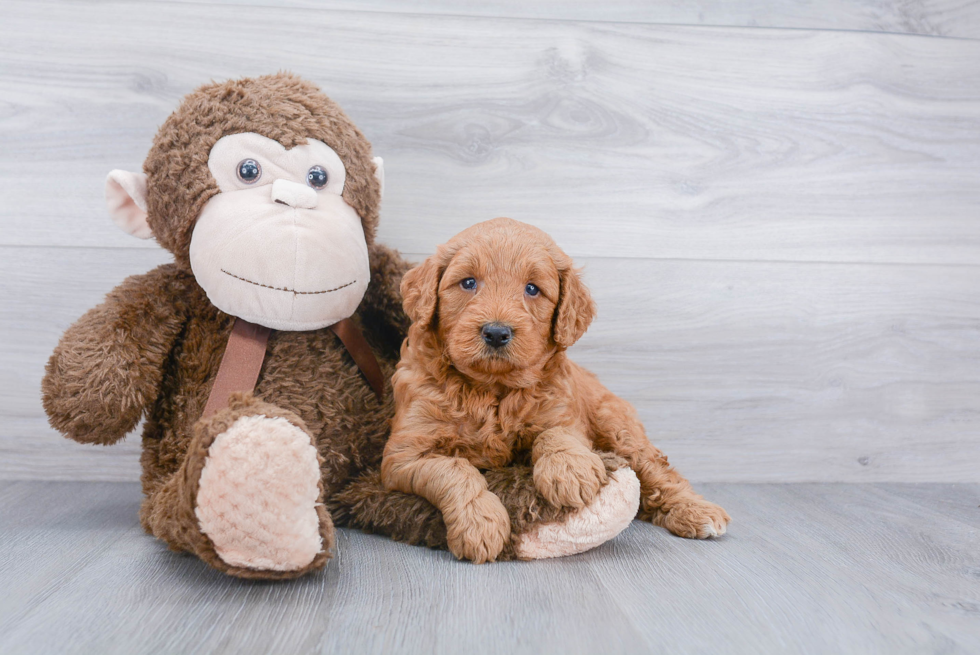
[105, 170, 153, 239]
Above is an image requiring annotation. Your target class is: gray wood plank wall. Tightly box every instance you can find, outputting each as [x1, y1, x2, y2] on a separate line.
[2, 0, 978, 482]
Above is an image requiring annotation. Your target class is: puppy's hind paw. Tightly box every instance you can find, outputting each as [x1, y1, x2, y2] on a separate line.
[659, 499, 731, 539]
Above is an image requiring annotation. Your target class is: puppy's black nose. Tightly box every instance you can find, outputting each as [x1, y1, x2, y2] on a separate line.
[481, 323, 513, 349]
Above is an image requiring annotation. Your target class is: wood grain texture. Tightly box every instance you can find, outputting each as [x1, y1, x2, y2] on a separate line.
[5, 246, 979, 483]
[875, 483, 980, 529]
[2, 1, 980, 264]
[172, 0, 980, 39]
[3, 1, 979, 484]
[0, 481, 977, 654]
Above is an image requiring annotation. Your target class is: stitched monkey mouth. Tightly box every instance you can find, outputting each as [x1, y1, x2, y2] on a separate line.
[220, 269, 356, 295]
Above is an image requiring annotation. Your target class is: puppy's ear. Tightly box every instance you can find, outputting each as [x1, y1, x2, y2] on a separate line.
[553, 262, 596, 349]
[401, 254, 443, 331]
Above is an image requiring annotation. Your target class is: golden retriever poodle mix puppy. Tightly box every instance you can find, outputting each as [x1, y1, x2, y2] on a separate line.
[382, 218, 730, 563]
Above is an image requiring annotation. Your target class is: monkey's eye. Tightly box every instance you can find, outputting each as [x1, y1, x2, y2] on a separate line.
[460, 278, 477, 291]
[236, 159, 262, 184]
[307, 165, 328, 189]
[525, 283, 540, 296]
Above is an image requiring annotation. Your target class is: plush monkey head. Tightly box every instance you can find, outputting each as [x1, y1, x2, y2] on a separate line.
[105, 73, 384, 330]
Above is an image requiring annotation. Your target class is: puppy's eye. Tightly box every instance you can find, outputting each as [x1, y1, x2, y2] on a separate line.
[525, 283, 540, 296]
[307, 165, 328, 189]
[237, 159, 262, 184]
[460, 278, 477, 291]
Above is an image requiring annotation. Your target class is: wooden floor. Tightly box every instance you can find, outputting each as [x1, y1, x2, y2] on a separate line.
[0, 481, 977, 654]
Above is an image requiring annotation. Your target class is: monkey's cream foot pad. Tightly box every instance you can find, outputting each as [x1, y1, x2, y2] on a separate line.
[513, 467, 641, 559]
[195, 415, 323, 571]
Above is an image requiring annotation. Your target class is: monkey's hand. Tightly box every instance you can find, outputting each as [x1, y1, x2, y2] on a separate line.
[42, 264, 189, 445]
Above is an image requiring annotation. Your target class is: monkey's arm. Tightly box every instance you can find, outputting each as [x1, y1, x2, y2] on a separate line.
[358, 242, 413, 355]
[42, 264, 189, 445]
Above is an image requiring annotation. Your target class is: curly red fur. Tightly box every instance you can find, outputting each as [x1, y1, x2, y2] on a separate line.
[383, 218, 731, 563]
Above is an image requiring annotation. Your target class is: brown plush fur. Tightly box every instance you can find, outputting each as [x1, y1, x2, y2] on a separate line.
[143, 73, 382, 267]
[44, 75, 592, 578]
[382, 218, 731, 564]
[43, 241, 410, 577]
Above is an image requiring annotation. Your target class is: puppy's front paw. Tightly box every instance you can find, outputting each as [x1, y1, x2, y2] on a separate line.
[660, 499, 730, 539]
[445, 490, 511, 564]
[534, 449, 608, 509]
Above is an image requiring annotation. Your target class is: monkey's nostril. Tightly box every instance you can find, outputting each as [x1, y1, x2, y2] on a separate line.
[481, 323, 513, 349]
[271, 179, 318, 209]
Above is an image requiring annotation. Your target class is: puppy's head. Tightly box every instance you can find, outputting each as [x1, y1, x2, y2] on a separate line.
[402, 217, 595, 384]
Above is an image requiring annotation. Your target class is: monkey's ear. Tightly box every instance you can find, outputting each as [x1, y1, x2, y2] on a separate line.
[372, 157, 385, 199]
[553, 263, 596, 349]
[400, 254, 443, 331]
[105, 170, 153, 239]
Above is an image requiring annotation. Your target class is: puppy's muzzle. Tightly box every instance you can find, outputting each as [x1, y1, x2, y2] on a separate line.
[481, 323, 513, 349]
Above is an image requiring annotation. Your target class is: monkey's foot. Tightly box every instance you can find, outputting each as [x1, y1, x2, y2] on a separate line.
[513, 467, 640, 559]
[196, 412, 325, 572]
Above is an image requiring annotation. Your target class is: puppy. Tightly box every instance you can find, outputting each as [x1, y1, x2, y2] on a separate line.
[382, 218, 730, 563]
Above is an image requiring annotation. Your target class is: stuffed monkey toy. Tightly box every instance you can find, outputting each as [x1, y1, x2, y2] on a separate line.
[41, 73, 640, 579]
